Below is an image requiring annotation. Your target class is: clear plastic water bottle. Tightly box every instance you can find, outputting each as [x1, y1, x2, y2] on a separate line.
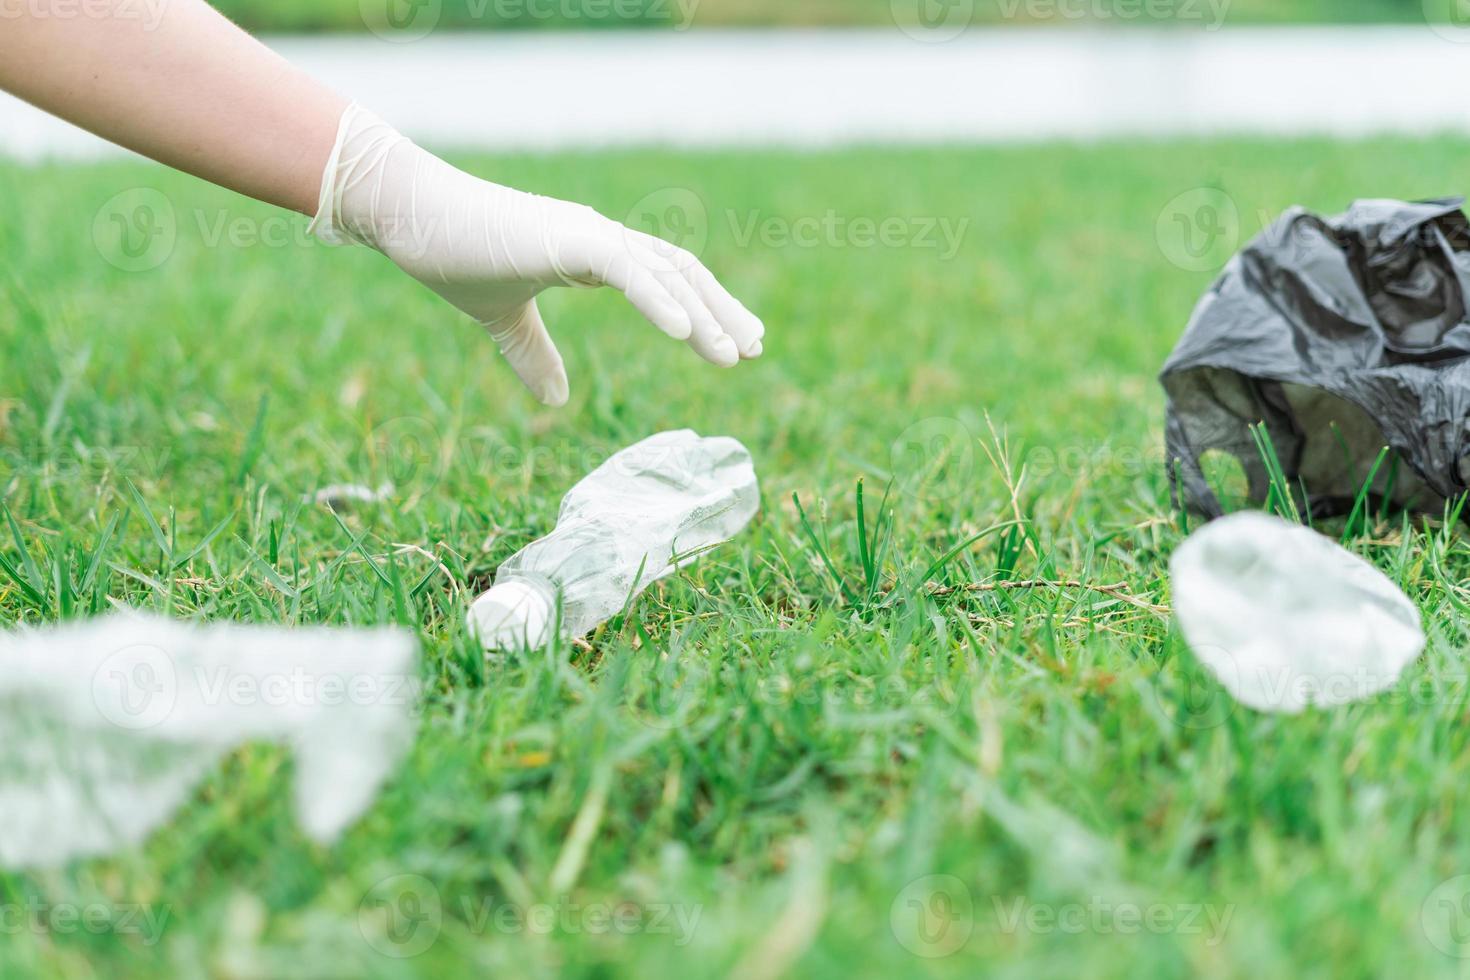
[467, 430, 760, 652]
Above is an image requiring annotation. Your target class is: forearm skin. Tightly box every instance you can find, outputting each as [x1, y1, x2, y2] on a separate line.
[0, 0, 346, 213]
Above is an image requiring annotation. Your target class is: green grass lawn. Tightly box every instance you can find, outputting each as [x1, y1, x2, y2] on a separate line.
[5, 137, 1470, 978]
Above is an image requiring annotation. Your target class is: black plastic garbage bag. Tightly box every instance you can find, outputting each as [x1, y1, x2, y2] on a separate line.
[1162, 197, 1470, 520]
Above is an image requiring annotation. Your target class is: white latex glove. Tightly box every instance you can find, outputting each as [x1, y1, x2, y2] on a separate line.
[310, 104, 765, 406]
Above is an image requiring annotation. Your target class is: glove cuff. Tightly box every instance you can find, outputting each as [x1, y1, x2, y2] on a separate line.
[308, 102, 412, 251]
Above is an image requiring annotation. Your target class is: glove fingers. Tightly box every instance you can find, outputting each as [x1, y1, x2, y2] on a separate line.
[602, 252, 694, 342]
[483, 300, 569, 407]
[634, 247, 739, 369]
[626, 230, 764, 359]
[682, 261, 765, 360]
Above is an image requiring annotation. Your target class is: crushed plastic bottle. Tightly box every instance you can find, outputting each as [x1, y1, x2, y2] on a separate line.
[468, 430, 760, 652]
[1169, 512, 1424, 714]
[0, 611, 419, 868]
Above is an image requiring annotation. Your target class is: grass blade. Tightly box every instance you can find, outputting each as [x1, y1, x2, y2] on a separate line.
[123, 477, 171, 563]
[233, 394, 269, 486]
[0, 548, 45, 606]
[325, 506, 392, 588]
[236, 535, 300, 600]
[915, 519, 1024, 588]
[792, 492, 858, 606]
[171, 510, 238, 572]
[2, 502, 46, 601]
[78, 511, 122, 597]
[1341, 446, 1389, 542]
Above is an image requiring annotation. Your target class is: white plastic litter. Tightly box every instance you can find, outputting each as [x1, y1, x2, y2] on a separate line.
[1170, 512, 1425, 714]
[468, 430, 760, 652]
[311, 481, 393, 510]
[0, 612, 418, 868]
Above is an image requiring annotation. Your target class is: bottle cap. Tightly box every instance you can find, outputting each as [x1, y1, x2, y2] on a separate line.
[467, 579, 553, 653]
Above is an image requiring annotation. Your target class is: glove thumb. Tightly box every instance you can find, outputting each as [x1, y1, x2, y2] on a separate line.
[483, 300, 569, 407]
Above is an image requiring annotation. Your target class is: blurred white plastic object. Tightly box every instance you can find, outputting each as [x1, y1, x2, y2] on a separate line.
[468, 430, 760, 652]
[1170, 512, 1424, 714]
[0, 612, 418, 868]
[310, 481, 393, 511]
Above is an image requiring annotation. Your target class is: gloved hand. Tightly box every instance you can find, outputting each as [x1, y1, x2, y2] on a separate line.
[310, 104, 764, 406]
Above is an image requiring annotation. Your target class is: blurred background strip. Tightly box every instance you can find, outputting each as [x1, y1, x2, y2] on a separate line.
[4, 25, 1470, 160]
